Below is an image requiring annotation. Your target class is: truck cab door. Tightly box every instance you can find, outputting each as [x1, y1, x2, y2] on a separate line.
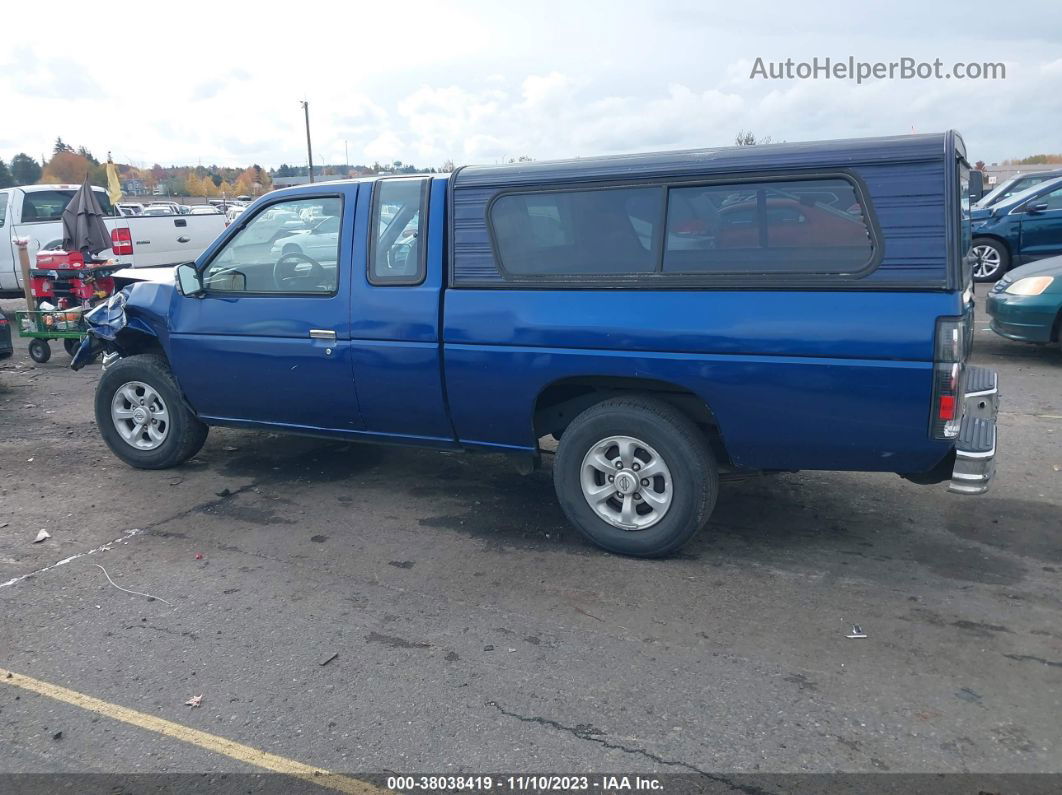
[348, 177, 454, 443]
[1018, 185, 1062, 262]
[167, 188, 363, 432]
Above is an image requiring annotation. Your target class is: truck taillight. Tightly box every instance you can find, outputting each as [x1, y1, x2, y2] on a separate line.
[0, 315, 7, 326]
[931, 317, 969, 439]
[111, 227, 133, 256]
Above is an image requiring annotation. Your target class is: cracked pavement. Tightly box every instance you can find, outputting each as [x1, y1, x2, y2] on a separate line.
[1, 286, 1060, 779]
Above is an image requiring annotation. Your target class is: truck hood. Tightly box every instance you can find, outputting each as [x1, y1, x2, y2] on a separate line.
[110, 265, 177, 285]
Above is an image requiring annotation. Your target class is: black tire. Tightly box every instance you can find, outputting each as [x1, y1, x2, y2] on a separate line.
[553, 396, 718, 557]
[63, 338, 79, 357]
[95, 354, 208, 469]
[972, 238, 1009, 282]
[28, 338, 51, 363]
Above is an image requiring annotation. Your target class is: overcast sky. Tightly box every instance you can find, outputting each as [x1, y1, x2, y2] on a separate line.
[2, 1, 1060, 170]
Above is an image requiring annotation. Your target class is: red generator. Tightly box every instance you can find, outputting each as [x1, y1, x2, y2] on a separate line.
[31, 250, 116, 308]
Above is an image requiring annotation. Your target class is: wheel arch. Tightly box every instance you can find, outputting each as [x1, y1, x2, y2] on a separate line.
[972, 233, 1012, 257]
[114, 327, 169, 363]
[532, 375, 733, 467]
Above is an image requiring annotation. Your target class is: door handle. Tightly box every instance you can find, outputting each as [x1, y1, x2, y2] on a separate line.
[177, 235, 190, 243]
[309, 329, 336, 340]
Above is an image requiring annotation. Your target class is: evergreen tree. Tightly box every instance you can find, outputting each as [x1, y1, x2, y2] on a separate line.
[10, 153, 42, 184]
[0, 159, 13, 188]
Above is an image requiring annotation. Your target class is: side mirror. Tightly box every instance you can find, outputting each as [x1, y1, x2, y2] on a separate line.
[175, 262, 203, 296]
[1025, 202, 1049, 214]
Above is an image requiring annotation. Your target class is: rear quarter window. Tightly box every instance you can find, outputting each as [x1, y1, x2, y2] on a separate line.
[490, 186, 661, 276]
[664, 178, 874, 274]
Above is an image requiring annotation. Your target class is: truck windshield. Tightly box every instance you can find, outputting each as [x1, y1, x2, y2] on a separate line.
[20, 189, 116, 222]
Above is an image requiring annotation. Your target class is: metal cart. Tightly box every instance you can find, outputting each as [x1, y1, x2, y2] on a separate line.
[13, 309, 87, 364]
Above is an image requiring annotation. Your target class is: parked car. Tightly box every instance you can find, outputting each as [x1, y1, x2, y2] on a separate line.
[189, 206, 222, 215]
[75, 131, 998, 557]
[141, 206, 175, 216]
[985, 255, 1062, 349]
[975, 169, 1062, 209]
[225, 205, 247, 225]
[116, 202, 144, 217]
[970, 176, 1062, 281]
[0, 184, 228, 298]
[0, 307, 12, 361]
[270, 213, 341, 259]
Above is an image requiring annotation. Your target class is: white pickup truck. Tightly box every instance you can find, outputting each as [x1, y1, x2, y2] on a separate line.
[0, 184, 227, 298]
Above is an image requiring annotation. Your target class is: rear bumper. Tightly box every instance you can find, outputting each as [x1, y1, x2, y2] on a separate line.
[949, 366, 998, 495]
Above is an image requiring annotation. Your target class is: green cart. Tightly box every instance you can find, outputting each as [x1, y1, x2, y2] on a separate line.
[13, 309, 87, 364]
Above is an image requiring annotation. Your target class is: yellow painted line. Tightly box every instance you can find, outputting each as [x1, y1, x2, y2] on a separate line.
[1, 667, 383, 794]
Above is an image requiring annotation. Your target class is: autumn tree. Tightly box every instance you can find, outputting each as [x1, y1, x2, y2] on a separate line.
[10, 153, 42, 184]
[42, 150, 92, 184]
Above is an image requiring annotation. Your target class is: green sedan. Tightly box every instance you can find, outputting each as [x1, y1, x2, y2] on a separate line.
[986, 255, 1062, 350]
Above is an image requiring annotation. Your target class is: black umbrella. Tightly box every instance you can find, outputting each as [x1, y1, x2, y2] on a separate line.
[61, 178, 111, 258]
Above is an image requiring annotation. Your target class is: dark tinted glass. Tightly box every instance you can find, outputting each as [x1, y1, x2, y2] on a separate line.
[370, 178, 428, 284]
[663, 178, 873, 274]
[490, 187, 661, 276]
[21, 189, 115, 222]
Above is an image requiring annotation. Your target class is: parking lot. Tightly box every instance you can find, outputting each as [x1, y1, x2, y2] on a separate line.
[1, 286, 1060, 784]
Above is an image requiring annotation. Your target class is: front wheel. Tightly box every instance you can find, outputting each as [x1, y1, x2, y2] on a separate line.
[972, 238, 1009, 282]
[95, 354, 208, 469]
[553, 396, 718, 557]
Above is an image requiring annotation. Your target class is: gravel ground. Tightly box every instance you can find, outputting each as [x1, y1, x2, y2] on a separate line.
[0, 285, 1059, 785]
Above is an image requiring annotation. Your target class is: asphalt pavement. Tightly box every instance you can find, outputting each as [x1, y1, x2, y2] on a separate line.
[1, 285, 1060, 788]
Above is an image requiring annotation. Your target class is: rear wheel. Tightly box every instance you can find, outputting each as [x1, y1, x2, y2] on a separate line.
[553, 396, 718, 557]
[28, 338, 51, 363]
[972, 238, 1009, 282]
[95, 354, 208, 469]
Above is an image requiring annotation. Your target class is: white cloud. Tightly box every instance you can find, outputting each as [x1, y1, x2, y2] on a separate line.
[2, 0, 1061, 170]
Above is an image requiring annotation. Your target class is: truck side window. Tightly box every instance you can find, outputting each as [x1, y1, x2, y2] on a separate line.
[369, 178, 428, 285]
[202, 197, 342, 294]
[490, 187, 661, 276]
[663, 178, 874, 274]
[0, 193, 7, 227]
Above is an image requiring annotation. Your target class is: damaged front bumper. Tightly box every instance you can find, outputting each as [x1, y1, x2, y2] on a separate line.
[948, 365, 999, 495]
[70, 290, 129, 371]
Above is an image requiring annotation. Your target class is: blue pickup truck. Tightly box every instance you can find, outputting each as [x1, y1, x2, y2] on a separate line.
[75, 131, 999, 557]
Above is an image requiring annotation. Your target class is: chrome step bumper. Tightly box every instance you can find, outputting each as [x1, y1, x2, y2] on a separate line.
[949, 366, 999, 495]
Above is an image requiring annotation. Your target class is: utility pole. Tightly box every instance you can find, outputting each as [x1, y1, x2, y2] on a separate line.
[301, 100, 315, 184]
